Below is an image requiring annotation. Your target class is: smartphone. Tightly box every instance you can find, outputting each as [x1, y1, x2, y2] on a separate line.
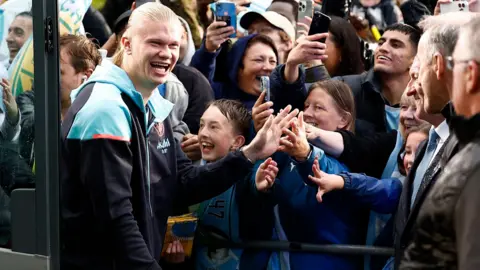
[260, 76, 270, 102]
[440, 0, 469, 13]
[215, 1, 237, 38]
[297, 0, 314, 38]
[308, 11, 331, 43]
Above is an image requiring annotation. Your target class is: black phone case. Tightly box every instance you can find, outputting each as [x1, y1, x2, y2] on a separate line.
[308, 11, 331, 43]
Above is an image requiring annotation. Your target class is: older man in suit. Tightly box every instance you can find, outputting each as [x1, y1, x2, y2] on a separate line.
[392, 12, 479, 269]
[400, 15, 480, 269]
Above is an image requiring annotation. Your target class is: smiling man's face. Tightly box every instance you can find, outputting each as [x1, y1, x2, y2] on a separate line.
[374, 30, 416, 75]
[6, 15, 33, 62]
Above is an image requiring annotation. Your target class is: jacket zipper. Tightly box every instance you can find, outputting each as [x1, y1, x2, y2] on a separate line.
[146, 113, 155, 216]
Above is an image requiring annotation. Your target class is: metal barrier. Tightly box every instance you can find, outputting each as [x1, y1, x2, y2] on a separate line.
[197, 227, 394, 257]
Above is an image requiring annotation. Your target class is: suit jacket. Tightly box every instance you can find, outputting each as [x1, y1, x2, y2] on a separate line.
[393, 134, 454, 269]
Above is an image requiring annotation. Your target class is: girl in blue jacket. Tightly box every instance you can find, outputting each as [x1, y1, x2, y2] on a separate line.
[255, 80, 401, 270]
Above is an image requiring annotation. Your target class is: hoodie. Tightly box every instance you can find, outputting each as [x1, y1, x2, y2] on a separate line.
[159, 72, 190, 142]
[190, 34, 271, 111]
[60, 60, 255, 270]
[178, 17, 195, 66]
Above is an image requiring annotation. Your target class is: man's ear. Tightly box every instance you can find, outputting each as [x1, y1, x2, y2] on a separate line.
[84, 68, 94, 79]
[122, 36, 132, 54]
[466, 61, 479, 95]
[286, 40, 294, 51]
[433, 52, 445, 80]
[231, 135, 246, 151]
[131, 1, 136, 10]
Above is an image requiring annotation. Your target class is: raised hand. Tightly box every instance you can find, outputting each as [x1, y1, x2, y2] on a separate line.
[1, 78, 19, 124]
[181, 134, 202, 161]
[286, 33, 329, 67]
[305, 123, 322, 141]
[252, 91, 274, 132]
[255, 157, 279, 192]
[279, 112, 311, 161]
[164, 240, 186, 264]
[205, 21, 235, 53]
[308, 158, 344, 203]
[242, 105, 299, 163]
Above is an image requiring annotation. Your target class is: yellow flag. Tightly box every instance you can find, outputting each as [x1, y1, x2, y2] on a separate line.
[8, 1, 91, 96]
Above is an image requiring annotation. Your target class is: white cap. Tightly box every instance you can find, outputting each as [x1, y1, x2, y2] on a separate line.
[240, 11, 296, 41]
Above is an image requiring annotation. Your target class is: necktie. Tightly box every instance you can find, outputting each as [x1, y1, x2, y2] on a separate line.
[410, 129, 439, 209]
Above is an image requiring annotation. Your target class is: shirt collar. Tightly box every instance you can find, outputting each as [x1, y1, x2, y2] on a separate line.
[434, 120, 450, 142]
[147, 86, 174, 123]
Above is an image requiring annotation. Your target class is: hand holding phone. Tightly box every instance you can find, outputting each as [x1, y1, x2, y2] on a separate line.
[260, 76, 271, 102]
[215, 1, 237, 38]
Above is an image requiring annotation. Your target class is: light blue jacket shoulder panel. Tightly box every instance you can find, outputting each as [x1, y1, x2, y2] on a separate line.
[67, 82, 132, 141]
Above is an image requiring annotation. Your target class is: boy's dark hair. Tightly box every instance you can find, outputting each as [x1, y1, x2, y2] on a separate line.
[208, 99, 252, 138]
[384, 23, 422, 50]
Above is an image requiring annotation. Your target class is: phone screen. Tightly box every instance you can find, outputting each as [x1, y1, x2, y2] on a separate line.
[308, 11, 331, 43]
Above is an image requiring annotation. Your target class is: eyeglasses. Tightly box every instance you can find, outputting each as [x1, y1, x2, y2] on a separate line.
[446, 56, 479, 71]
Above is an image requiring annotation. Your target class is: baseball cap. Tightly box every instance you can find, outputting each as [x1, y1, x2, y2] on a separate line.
[113, 10, 132, 35]
[240, 11, 295, 41]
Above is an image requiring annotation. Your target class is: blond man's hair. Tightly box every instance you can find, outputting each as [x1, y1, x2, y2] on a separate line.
[112, 2, 181, 66]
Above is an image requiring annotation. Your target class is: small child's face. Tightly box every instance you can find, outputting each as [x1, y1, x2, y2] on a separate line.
[198, 106, 238, 162]
[403, 131, 428, 174]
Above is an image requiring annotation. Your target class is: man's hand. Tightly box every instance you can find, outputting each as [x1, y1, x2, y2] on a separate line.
[181, 134, 202, 161]
[205, 21, 235, 52]
[308, 158, 344, 202]
[252, 91, 274, 133]
[286, 33, 329, 67]
[284, 33, 328, 82]
[1, 78, 19, 125]
[279, 112, 311, 161]
[305, 123, 322, 141]
[164, 240, 186, 264]
[242, 105, 299, 163]
[255, 157, 278, 192]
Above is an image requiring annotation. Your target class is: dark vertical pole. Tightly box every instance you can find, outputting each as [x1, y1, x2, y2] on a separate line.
[32, 0, 60, 268]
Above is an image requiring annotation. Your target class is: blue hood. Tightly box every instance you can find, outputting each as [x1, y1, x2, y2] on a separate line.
[226, 34, 256, 85]
[221, 34, 277, 110]
[71, 60, 174, 122]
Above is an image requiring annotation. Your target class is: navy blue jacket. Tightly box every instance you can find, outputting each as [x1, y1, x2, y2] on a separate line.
[267, 147, 401, 269]
[190, 35, 264, 111]
[60, 61, 255, 270]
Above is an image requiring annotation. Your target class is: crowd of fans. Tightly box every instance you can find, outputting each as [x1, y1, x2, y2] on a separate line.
[1, 0, 480, 270]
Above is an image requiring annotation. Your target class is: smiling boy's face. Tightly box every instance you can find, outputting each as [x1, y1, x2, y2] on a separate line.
[198, 105, 240, 162]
